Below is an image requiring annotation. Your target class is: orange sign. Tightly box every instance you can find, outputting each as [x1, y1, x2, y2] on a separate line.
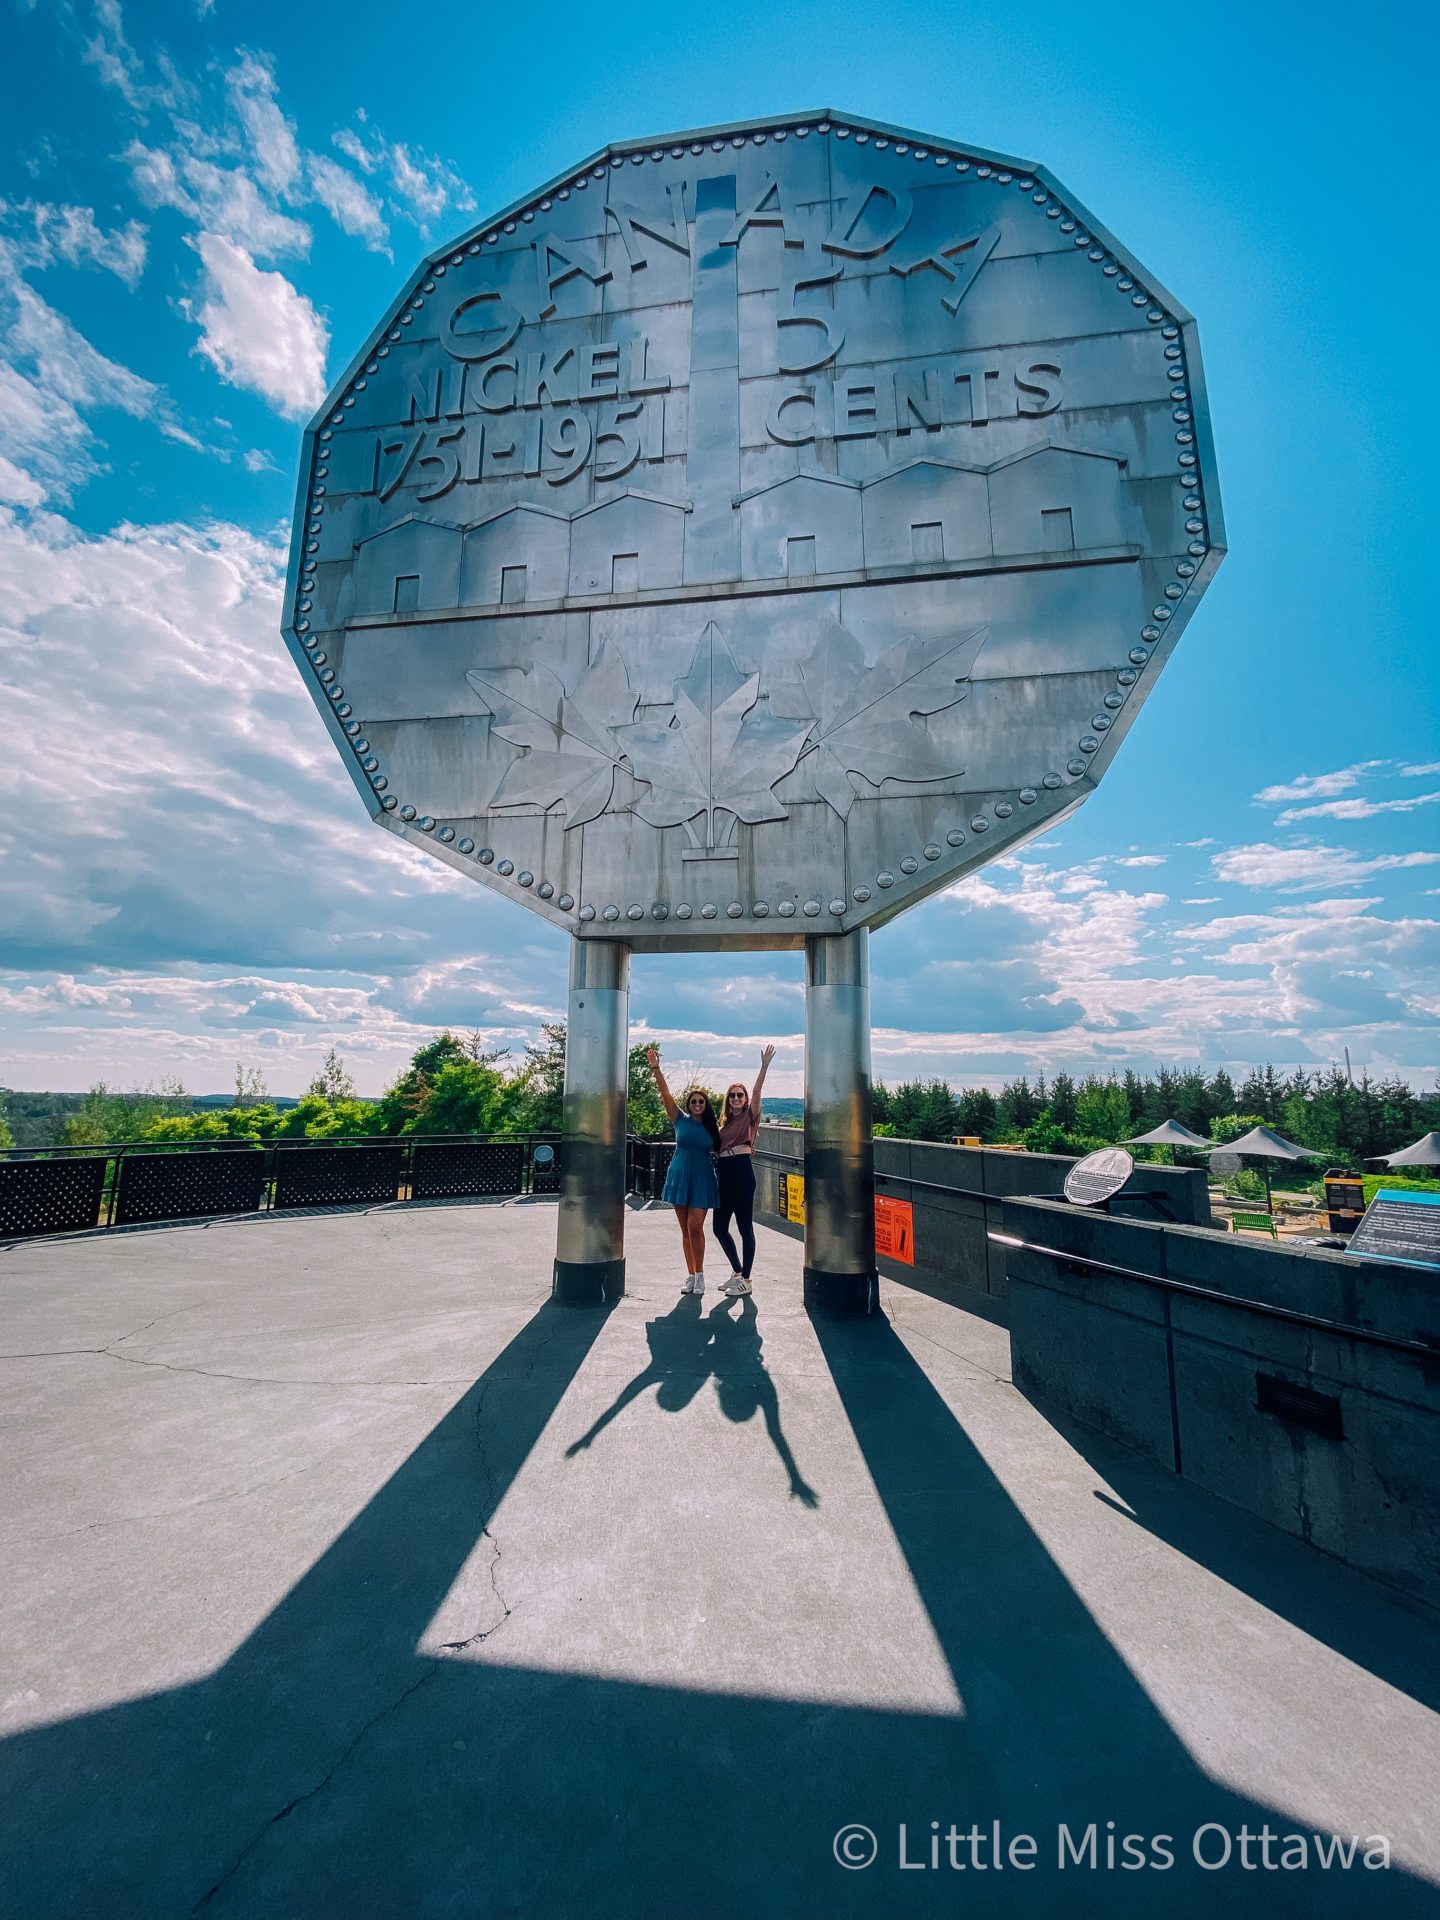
[875, 1194, 914, 1264]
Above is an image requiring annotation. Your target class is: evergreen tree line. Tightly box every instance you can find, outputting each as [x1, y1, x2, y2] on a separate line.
[873, 1061, 1440, 1165]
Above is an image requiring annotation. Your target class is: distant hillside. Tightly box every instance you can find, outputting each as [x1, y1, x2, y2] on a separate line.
[760, 1097, 803, 1124]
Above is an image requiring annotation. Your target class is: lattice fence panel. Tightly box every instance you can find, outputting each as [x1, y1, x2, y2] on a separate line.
[114, 1150, 267, 1226]
[272, 1145, 405, 1209]
[411, 1142, 525, 1200]
[0, 1158, 108, 1238]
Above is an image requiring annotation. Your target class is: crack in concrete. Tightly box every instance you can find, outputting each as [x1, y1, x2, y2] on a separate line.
[183, 1314, 573, 1910]
[1, 1459, 325, 1547]
[187, 1659, 446, 1917]
[0, 1345, 490, 1389]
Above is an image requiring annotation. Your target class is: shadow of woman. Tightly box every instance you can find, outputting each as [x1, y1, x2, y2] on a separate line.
[565, 1296, 818, 1504]
[709, 1296, 818, 1506]
[565, 1294, 713, 1455]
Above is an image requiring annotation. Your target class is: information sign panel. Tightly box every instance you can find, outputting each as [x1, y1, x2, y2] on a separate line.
[1347, 1189, 1440, 1270]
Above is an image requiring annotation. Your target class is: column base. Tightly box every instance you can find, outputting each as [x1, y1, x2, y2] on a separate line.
[551, 1256, 626, 1307]
[803, 1265, 879, 1318]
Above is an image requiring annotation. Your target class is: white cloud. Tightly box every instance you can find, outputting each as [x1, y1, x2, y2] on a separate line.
[1276, 790, 1440, 825]
[242, 446, 280, 474]
[81, 0, 155, 110]
[225, 52, 302, 200]
[1401, 762, 1440, 779]
[126, 143, 311, 259]
[330, 122, 475, 230]
[333, 128, 374, 173]
[0, 454, 46, 508]
[306, 155, 389, 253]
[187, 231, 327, 418]
[1254, 762, 1385, 805]
[1211, 842, 1440, 893]
[1113, 854, 1166, 867]
[2, 201, 148, 288]
[0, 507, 575, 1090]
[0, 239, 185, 503]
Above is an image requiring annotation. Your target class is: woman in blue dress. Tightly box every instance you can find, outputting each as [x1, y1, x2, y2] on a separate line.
[645, 1045, 721, 1295]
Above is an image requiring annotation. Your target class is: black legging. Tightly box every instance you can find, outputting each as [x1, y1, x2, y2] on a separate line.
[713, 1156, 757, 1278]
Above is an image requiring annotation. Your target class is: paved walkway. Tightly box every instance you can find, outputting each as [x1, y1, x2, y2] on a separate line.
[2, 1202, 1437, 1917]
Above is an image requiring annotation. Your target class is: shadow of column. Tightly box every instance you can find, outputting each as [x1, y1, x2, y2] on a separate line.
[808, 1307, 1436, 1915]
[0, 1299, 611, 1918]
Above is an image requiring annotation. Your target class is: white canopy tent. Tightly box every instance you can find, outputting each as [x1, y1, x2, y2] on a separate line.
[1124, 1119, 1212, 1150]
[1372, 1131, 1440, 1169]
[1204, 1125, 1322, 1211]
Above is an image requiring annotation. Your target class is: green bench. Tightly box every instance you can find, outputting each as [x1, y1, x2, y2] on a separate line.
[1230, 1210, 1278, 1240]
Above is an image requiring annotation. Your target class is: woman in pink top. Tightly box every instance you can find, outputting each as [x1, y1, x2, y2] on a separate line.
[713, 1044, 775, 1296]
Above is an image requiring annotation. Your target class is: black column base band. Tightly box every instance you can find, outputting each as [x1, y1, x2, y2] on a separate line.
[552, 1257, 625, 1306]
[803, 1266, 879, 1317]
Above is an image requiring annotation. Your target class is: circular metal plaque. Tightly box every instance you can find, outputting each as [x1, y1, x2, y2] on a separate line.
[285, 113, 1224, 949]
[1064, 1147, 1135, 1208]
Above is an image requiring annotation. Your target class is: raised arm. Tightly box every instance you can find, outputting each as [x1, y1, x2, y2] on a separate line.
[645, 1045, 679, 1122]
[751, 1044, 776, 1117]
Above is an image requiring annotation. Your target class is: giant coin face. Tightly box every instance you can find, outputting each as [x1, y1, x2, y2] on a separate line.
[286, 113, 1223, 949]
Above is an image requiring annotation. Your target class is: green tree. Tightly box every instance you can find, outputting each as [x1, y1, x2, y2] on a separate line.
[142, 1104, 283, 1143]
[1048, 1072, 1077, 1129]
[306, 1048, 356, 1103]
[1209, 1113, 1268, 1146]
[409, 1060, 511, 1135]
[1021, 1112, 1068, 1155]
[233, 1064, 270, 1110]
[276, 1095, 379, 1139]
[627, 1042, 671, 1139]
[0, 1095, 13, 1152]
[61, 1078, 192, 1146]
[996, 1076, 1040, 1135]
[956, 1087, 997, 1141]
[375, 1031, 511, 1135]
[142, 1114, 230, 1143]
[1074, 1076, 1130, 1143]
[1205, 1068, 1236, 1124]
[510, 1024, 566, 1135]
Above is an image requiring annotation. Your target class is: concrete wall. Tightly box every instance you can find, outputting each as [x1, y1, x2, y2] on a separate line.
[753, 1125, 1210, 1308]
[751, 1126, 1439, 1602]
[1001, 1195, 1440, 1605]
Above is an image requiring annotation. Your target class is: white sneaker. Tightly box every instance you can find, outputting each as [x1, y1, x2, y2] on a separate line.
[679, 1274, 696, 1294]
[722, 1272, 746, 1296]
[733, 1275, 752, 1297]
[693, 1271, 705, 1296]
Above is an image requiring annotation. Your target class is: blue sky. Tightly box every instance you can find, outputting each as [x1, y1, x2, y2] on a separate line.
[1, 0, 1436, 1096]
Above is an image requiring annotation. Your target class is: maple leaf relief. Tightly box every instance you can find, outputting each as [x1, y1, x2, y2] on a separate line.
[465, 640, 637, 829]
[796, 621, 989, 818]
[615, 622, 812, 844]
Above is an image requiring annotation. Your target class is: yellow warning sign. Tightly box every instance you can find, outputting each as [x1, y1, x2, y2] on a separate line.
[779, 1172, 806, 1224]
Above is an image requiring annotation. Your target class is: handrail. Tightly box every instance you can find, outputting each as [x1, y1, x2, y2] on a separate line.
[987, 1231, 1439, 1360]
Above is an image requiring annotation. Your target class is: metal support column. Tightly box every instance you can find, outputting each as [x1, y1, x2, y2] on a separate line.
[803, 929, 879, 1316]
[552, 938, 630, 1306]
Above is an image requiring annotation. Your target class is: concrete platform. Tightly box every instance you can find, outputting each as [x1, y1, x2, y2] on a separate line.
[2, 1201, 1437, 1918]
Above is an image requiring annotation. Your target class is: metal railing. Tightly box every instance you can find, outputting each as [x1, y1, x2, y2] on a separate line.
[0, 1131, 565, 1240]
[989, 1230, 1439, 1361]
